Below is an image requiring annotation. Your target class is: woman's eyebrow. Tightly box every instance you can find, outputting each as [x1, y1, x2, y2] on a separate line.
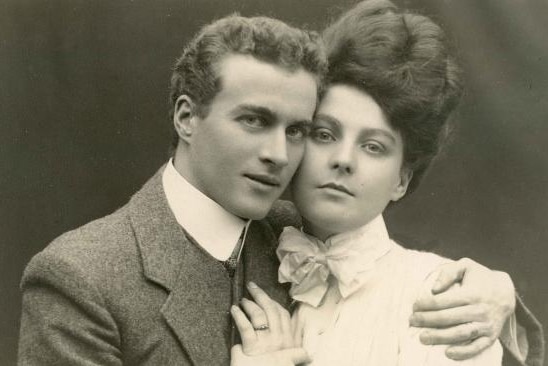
[313, 113, 341, 129]
[360, 128, 397, 144]
[315, 113, 396, 143]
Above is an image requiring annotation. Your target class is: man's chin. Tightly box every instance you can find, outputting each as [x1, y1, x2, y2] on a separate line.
[232, 201, 274, 221]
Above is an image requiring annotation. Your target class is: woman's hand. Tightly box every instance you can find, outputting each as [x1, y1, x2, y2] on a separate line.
[230, 345, 311, 366]
[231, 281, 298, 355]
[410, 258, 515, 360]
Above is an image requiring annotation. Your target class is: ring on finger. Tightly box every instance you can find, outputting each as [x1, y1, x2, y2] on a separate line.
[253, 324, 269, 331]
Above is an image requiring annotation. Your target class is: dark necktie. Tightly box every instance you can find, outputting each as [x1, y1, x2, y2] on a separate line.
[221, 229, 245, 278]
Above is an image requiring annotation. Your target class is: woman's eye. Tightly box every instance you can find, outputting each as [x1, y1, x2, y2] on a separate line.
[311, 129, 335, 142]
[362, 142, 385, 154]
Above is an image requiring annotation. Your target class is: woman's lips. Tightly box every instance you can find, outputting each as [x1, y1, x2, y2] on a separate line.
[318, 182, 354, 196]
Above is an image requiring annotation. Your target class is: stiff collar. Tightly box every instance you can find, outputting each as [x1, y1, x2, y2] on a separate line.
[162, 159, 250, 261]
[310, 214, 391, 252]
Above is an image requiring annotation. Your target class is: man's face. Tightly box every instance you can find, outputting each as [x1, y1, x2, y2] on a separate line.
[181, 54, 318, 220]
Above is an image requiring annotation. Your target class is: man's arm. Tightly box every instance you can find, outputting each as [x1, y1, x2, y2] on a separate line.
[410, 258, 544, 365]
[500, 295, 544, 366]
[18, 250, 122, 366]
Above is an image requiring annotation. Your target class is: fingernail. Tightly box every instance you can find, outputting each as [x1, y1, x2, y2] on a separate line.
[248, 281, 258, 289]
[230, 305, 238, 312]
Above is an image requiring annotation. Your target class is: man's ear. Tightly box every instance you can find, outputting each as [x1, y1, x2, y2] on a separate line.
[391, 167, 413, 202]
[173, 95, 198, 144]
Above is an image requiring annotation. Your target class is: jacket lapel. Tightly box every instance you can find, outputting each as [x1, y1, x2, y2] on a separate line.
[161, 236, 232, 365]
[129, 167, 232, 365]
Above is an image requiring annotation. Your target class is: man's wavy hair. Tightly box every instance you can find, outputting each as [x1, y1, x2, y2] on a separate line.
[169, 15, 328, 150]
[323, 0, 463, 197]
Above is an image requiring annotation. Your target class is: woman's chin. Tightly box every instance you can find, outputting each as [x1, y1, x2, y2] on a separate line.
[302, 214, 349, 238]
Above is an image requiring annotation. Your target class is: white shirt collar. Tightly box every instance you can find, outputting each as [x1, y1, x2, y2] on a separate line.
[325, 215, 390, 249]
[302, 214, 390, 250]
[162, 159, 250, 261]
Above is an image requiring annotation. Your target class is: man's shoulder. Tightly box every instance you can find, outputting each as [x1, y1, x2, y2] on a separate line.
[21, 166, 166, 288]
[263, 200, 302, 238]
[23, 205, 139, 285]
[29, 166, 166, 269]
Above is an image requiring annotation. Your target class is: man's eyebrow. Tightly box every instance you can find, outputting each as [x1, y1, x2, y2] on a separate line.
[234, 104, 313, 125]
[232, 104, 276, 120]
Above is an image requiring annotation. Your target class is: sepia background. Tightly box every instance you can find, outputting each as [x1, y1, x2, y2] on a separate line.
[1, 0, 547, 364]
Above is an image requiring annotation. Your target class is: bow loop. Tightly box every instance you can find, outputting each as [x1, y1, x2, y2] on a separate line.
[277, 218, 393, 307]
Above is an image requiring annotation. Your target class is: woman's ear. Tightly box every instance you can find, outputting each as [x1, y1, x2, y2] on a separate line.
[391, 167, 413, 202]
[173, 95, 198, 144]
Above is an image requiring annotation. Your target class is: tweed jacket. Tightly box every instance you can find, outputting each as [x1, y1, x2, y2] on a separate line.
[18, 167, 291, 366]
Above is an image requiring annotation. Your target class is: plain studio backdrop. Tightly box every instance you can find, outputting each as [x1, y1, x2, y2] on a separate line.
[1, 0, 547, 365]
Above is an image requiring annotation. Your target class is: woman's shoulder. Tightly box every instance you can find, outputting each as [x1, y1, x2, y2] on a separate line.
[389, 241, 453, 282]
[379, 242, 454, 311]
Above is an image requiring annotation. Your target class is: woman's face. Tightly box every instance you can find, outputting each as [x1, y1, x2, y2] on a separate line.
[291, 84, 411, 240]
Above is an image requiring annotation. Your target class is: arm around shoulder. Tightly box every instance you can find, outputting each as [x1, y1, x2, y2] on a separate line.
[401, 263, 504, 366]
[18, 248, 122, 366]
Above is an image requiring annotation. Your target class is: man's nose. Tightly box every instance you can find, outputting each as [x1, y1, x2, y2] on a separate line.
[330, 143, 355, 174]
[259, 128, 289, 168]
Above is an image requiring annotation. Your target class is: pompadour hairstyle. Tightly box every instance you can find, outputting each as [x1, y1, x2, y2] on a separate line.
[323, 0, 463, 196]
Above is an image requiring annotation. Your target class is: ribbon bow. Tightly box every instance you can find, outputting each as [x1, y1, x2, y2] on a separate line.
[277, 222, 393, 307]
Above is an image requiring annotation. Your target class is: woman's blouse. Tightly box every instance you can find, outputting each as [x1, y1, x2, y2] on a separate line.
[279, 216, 502, 366]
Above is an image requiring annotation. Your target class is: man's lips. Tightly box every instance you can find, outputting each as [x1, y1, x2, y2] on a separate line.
[244, 173, 281, 187]
[318, 182, 354, 196]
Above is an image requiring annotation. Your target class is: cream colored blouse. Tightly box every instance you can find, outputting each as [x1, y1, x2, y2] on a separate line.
[291, 217, 502, 366]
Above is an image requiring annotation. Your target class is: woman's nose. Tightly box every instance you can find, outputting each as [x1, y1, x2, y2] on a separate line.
[329, 144, 355, 174]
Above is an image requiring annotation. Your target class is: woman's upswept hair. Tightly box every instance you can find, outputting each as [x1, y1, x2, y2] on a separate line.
[323, 0, 463, 196]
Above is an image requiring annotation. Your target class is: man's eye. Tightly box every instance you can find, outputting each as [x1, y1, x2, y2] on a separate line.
[311, 128, 335, 143]
[239, 115, 266, 128]
[286, 125, 307, 140]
